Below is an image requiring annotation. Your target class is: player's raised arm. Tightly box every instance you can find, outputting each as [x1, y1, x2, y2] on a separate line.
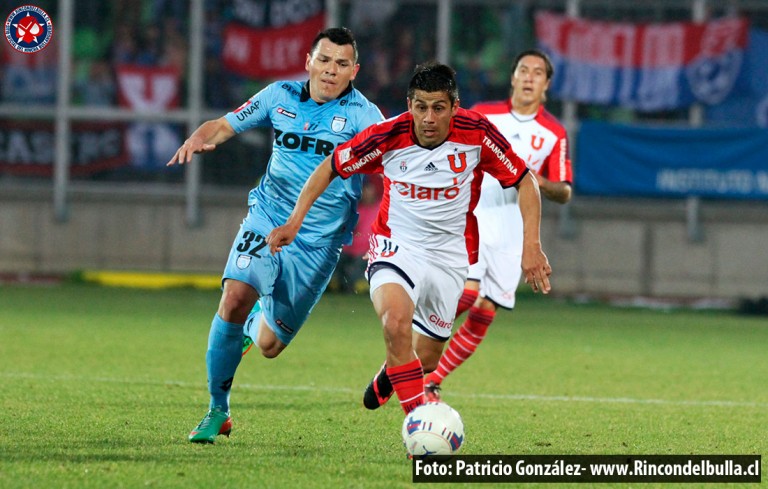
[515, 172, 552, 294]
[167, 117, 236, 166]
[266, 155, 339, 253]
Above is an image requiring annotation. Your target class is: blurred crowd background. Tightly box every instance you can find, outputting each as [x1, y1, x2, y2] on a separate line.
[4, 1, 768, 180]
[2, 0, 767, 298]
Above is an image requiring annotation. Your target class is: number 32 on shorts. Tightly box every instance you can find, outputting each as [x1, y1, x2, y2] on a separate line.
[236, 230, 268, 258]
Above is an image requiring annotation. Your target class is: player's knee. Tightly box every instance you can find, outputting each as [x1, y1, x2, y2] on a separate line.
[382, 321, 412, 358]
[259, 346, 282, 359]
[257, 337, 286, 359]
[381, 307, 413, 331]
[380, 310, 411, 337]
[220, 289, 255, 320]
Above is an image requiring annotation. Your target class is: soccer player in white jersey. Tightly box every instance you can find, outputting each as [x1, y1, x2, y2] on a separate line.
[267, 61, 552, 416]
[167, 28, 383, 443]
[423, 49, 573, 393]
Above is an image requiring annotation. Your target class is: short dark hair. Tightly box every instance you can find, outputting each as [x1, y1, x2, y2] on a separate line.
[407, 61, 459, 104]
[310, 27, 358, 63]
[513, 49, 554, 80]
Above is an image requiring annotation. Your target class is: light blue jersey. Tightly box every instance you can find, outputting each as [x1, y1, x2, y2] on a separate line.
[222, 81, 382, 345]
[225, 81, 383, 247]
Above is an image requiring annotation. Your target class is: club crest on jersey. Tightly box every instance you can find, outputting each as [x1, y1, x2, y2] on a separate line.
[331, 116, 347, 132]
[400, 161, 408, 172]
[5, 5, 53, 53]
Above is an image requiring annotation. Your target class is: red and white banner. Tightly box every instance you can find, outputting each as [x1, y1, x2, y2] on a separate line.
[115, 64, 181, 110]
[535, 12, 749, 110]
[114, 65, 182, 170]
[222, 14, 325, 80]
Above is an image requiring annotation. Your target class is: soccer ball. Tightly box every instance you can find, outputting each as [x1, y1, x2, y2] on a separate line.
[402, 402, 465, 456]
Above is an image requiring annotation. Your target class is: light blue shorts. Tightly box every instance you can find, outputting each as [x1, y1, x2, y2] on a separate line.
[222, 205, 342, 345]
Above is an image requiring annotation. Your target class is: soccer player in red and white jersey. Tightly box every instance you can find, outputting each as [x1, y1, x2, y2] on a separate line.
[423, 49, 573, 393]
[267, 61, 551, 416]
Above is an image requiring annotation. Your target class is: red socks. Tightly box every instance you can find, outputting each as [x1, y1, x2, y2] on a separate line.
[455, 288, 479, 316]
[426, 306, 495, 385]
[387, 358, 425, 414]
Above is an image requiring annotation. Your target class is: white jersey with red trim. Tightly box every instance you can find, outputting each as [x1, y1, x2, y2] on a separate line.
[470, 100, 572, 247]
[473, 101, 570, 179]
[332, 108, 529, 268]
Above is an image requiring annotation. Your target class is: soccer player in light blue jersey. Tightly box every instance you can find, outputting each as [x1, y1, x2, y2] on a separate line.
[167, 27, 383, 444]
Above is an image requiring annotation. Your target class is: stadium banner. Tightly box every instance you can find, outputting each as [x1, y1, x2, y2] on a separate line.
[115, 65, 181, 110]
[1, 34, 57, 103]
[222, 0, 325, 80]
[0, 120, 129, 176]
[535, 11, 749, 111]
[575, 121, 768, 199]
[115, 65, 182, 170]
[706, 28, 768, 127]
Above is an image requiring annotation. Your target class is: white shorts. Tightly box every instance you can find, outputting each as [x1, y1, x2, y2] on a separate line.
[469, 201, 524, 309]
[468, 241, 522, 309]
[367, 235, 467, 341]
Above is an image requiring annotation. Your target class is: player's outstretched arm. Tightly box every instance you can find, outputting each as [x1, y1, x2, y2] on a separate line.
[266, 155, 339, 254]
[516, 172, 552, 294]
[167, 117, 236, 166]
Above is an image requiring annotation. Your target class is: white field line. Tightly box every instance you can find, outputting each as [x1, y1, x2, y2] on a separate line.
[3, 371, 767, 408]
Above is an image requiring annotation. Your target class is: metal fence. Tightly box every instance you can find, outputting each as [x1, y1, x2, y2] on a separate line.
[1, 0, 767, 227]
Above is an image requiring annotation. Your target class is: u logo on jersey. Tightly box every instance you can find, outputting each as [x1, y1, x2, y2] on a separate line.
[531, 135, 544, 150]
[447, 152, 467, 173]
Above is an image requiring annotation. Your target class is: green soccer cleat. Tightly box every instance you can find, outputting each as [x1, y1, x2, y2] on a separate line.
[188, 407, 232, 444]
[241, 301, 262, 357]
[242, 334, 254, 357]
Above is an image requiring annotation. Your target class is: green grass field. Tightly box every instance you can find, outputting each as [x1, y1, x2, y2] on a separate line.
[0, 283, 765, 488]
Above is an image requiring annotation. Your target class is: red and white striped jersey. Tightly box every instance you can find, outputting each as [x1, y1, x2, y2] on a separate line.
[332, 107, 529, 267]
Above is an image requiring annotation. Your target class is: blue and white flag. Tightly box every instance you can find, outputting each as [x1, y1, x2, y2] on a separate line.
[536, 12, 750, 111]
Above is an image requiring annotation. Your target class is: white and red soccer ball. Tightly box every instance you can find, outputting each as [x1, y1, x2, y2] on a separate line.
[402, 402, 465, 456]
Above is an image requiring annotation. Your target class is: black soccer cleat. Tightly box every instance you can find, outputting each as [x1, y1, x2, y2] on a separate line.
[363, 362, 393, 410]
